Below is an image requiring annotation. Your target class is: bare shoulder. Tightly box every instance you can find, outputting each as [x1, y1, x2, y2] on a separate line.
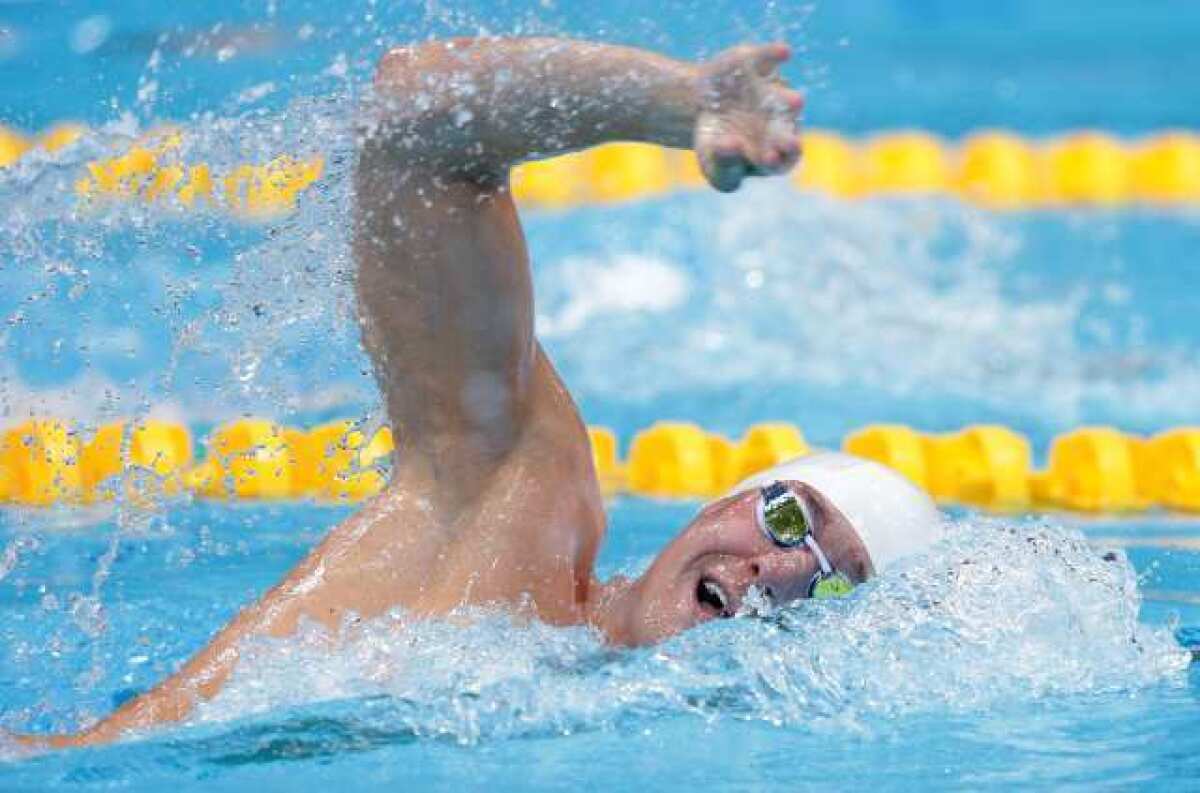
[281, 487, 456, 621]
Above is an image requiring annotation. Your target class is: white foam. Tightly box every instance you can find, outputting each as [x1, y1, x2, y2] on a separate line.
[194, 519, 1188, 743]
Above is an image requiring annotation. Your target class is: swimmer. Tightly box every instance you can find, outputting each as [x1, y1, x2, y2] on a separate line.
[21, 37, 942, 748]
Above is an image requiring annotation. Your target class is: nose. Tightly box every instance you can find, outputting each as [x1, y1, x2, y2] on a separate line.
[751, 548, 817, 604]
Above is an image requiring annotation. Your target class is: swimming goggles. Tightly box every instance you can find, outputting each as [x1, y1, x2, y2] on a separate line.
[756, 481, 854, 599]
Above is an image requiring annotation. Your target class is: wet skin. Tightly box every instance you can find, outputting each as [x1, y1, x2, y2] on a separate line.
[21, 36, 817, 748]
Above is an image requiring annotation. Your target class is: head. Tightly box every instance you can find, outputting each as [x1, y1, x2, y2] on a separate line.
[597, 452, 943, 646]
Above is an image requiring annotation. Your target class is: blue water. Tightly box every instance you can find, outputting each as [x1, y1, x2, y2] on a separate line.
[3, 0, 1200, 789]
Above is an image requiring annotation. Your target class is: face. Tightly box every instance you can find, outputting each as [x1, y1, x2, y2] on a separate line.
[618, 481, 874, 645]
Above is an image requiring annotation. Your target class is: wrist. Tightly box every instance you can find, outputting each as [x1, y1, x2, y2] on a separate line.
[637, 61, 701, 149]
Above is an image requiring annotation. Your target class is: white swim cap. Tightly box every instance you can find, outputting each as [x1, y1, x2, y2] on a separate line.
[729, 451, 943, 573]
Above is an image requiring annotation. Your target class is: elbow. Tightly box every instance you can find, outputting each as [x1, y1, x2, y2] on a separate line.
[367, 40, 503, 174]
[375, 38, 477, 88]
[373, 44, 425, 93]
[369, 43, 467, 145]
[373, 38, 484, 109]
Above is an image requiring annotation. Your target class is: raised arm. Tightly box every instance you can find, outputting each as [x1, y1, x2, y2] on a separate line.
[355, 37, 803, 510]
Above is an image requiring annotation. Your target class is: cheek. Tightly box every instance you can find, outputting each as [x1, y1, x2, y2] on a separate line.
[634, 584, 698, 643]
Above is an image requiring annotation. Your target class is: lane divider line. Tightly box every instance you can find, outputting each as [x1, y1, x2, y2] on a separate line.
[3, 124, 1199, 212]
[2, 417, 1199, 514]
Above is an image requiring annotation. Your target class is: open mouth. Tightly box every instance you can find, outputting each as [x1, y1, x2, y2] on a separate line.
[695, 577, 734, 618]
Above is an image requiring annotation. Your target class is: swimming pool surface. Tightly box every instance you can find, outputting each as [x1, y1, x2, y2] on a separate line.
[3, 0, 1200, 789]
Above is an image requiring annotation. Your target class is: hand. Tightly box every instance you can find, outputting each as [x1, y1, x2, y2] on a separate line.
[694, 43, 804, 192]
[2, 729, 88, 751]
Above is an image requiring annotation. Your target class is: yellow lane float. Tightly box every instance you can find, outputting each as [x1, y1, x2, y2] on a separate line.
[1029, 427, 1144, 512]
[626, 422, 811, 499]
[0, 420, 83, 506]
[588, 426, 624, 495]
[671, 149, 708, 189]
[294, 421, 393, 502]
[728, 423, 809, 487]
[922, 425, 1032, 510]
[956, 131, 1041, 208]
[1043, 132, 1130, 205]
[75, 138, 323, 218]
[224, 155, 325, 217]
[40, 122, 87, 153]
[185, 419, 302, 499]
[706, 433, 739, 496]
[843, 423, 929, 489]
[861, 132, 951, 194]
[1136, 429, 1200, 512]
[510, 154, 585, 209]
[80, 421, 193, 503]
[1131, 132, 1200, 203]
[627, 422, 724, 498]
[0, 124, 31, 167]
[794, 130, 860, 197]
[6, 121, 1200, 210]
[585, 142, 672, 203]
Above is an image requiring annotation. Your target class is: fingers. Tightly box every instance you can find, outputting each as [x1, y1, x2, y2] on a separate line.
[756, 134, 801, 173]
[713, 160, 748, 193]
[701, 140, 795, 190]
[702, 130, 798, 193]
[777, 88, 805, 115]
[710, 41, 792, 85]
[752, 42, 791, 77]
[758, 57, 805, 124]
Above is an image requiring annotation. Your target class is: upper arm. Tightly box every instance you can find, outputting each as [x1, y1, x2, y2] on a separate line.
[353, 141, 537, 475]
[355, 39, 629, 496]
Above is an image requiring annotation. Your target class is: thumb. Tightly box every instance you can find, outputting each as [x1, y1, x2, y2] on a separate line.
[703, 152, 748, 193]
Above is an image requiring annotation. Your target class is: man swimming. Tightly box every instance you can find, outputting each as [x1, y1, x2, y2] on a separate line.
[23, 36, 942, 748]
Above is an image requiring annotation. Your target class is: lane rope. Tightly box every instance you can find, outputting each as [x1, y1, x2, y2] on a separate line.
[3, 124, 1199, 213]
[2, 417, 1199, 514]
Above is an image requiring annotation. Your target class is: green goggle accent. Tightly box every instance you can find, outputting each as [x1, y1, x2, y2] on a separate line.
[809, 571, 854, 599]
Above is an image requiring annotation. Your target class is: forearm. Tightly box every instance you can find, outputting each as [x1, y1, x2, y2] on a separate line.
[38, 575, 318, 748]
[63, 649, 236, 746]
[368, 37, 701, 171]
[47, 612, 263, 747]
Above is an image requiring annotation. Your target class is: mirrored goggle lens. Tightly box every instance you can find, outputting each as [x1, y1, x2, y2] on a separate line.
[763, 494, 809, 546]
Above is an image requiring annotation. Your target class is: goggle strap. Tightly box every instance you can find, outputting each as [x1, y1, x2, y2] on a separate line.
[804, 533, 835, 576]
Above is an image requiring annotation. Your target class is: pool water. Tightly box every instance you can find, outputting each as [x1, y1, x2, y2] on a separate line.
[0, 501, 1197, 789]
[3, 0, 1200, 789]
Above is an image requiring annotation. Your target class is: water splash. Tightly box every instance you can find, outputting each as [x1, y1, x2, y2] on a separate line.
[0, 91, 371, 429]
[195, 518, 1188, 744]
